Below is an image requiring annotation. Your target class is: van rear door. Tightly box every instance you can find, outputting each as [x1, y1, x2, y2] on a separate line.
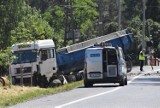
[85, 48, 103, 79]
[103, 48, 118, 78]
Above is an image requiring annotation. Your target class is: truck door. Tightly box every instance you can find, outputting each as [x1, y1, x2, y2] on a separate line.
[39, 48, 57, 80]
[105, 48, 118, 77]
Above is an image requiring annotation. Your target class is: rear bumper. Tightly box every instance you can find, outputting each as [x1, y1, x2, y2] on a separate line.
[84, 73, 124, 84]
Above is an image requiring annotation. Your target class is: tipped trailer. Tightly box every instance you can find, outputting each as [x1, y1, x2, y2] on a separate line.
[10, 29, 133, 87]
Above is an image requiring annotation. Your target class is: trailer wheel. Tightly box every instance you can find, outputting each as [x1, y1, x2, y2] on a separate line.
[75, 72, 83, 81]
[66, 75, 76, 83]
[49, 79, 62, 87]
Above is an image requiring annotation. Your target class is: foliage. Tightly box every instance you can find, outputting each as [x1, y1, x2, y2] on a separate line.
[146, 0, 160, 22]
[10, 9, 55, 44]
[104, 22, 118, 34]
[0, 47, 13, 76]
[0, 0, 27, 49]
[123, 0, 142, 20]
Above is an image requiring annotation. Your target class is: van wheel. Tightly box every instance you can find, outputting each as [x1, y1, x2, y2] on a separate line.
[119, 78, 125, 86]
[84, 80, 93, 87]
[125, 78, 127, 85]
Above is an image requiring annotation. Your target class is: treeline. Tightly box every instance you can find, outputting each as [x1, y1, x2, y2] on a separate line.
[0, 0, 160, 73]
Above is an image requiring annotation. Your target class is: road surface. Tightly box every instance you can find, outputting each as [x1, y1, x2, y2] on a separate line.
[10, 66, 160, 108]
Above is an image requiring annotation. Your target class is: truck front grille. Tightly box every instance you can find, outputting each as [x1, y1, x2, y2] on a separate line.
[16, 67, 32, 74]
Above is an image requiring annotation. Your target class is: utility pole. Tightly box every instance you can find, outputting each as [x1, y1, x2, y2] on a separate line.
[118, 0, 122, 31]
[64, 0, 69, 46]
[98, 0, 103, 36]
[70, 0, 75, 44]
[142, 0, 146, 50]
[63, 0, 75, 45]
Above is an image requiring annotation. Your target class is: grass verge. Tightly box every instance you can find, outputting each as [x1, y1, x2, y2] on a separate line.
[0, 80, 83, 107]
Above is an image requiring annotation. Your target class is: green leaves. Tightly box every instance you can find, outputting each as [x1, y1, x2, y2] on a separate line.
[11, 7, 55, 44]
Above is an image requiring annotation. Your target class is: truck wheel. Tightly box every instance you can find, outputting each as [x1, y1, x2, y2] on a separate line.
[66, 75, 76, 83]
[33, 73, 38, 86]
[39, 75, 48, 88]
[75, 72, 83, 81]
[49, 79, 62, 87]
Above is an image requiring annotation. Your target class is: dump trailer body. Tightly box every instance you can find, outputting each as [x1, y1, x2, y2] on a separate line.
[56, 29, 132, 75]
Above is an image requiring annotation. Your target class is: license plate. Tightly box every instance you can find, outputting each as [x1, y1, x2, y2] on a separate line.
[90, 73, 101, 77]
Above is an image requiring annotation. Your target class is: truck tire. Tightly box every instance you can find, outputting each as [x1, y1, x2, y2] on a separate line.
[38, 75, 48, 88]
[75, 72, 83, 81]
[49, 79, 62, 87]
[66, 75, 76, 83]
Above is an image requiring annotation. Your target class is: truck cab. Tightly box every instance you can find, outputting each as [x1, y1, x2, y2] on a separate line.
[10, 39, 57, 86]
[84, 44, 127, 87]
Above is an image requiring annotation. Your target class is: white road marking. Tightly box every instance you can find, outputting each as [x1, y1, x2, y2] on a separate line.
[130, 82, 160, 84]
[55, 69, 160, 108]
[55, 87, 121, 108]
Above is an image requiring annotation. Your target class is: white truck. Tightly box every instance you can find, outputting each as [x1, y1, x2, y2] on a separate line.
[84, 44, 127, 87]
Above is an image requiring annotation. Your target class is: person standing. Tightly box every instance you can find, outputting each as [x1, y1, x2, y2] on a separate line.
[139, 49, 145, 71]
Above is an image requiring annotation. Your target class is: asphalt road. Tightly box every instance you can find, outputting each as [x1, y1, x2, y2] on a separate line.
[10, 66, 160, 108]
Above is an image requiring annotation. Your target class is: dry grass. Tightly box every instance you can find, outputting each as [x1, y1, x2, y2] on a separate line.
[0, 86, 44, 106]
[0, 86, 42, 97]
[0, 81, 83, 107]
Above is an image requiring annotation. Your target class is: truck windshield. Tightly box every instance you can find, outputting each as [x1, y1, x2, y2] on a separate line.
[12, 50, 37, 64]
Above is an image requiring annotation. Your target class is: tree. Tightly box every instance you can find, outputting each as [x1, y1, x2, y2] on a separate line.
[0, 0, 27, 49]
[146, 0, 160, 22]
[123, 0, 142, 20]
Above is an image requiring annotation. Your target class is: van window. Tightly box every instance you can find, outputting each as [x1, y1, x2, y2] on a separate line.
[107, 49, 117, 65]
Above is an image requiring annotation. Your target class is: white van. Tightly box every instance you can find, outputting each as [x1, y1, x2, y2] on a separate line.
[84, 45, 127, 87]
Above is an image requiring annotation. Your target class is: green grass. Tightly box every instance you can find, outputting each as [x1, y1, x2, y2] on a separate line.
[0, 80, 83, 107]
